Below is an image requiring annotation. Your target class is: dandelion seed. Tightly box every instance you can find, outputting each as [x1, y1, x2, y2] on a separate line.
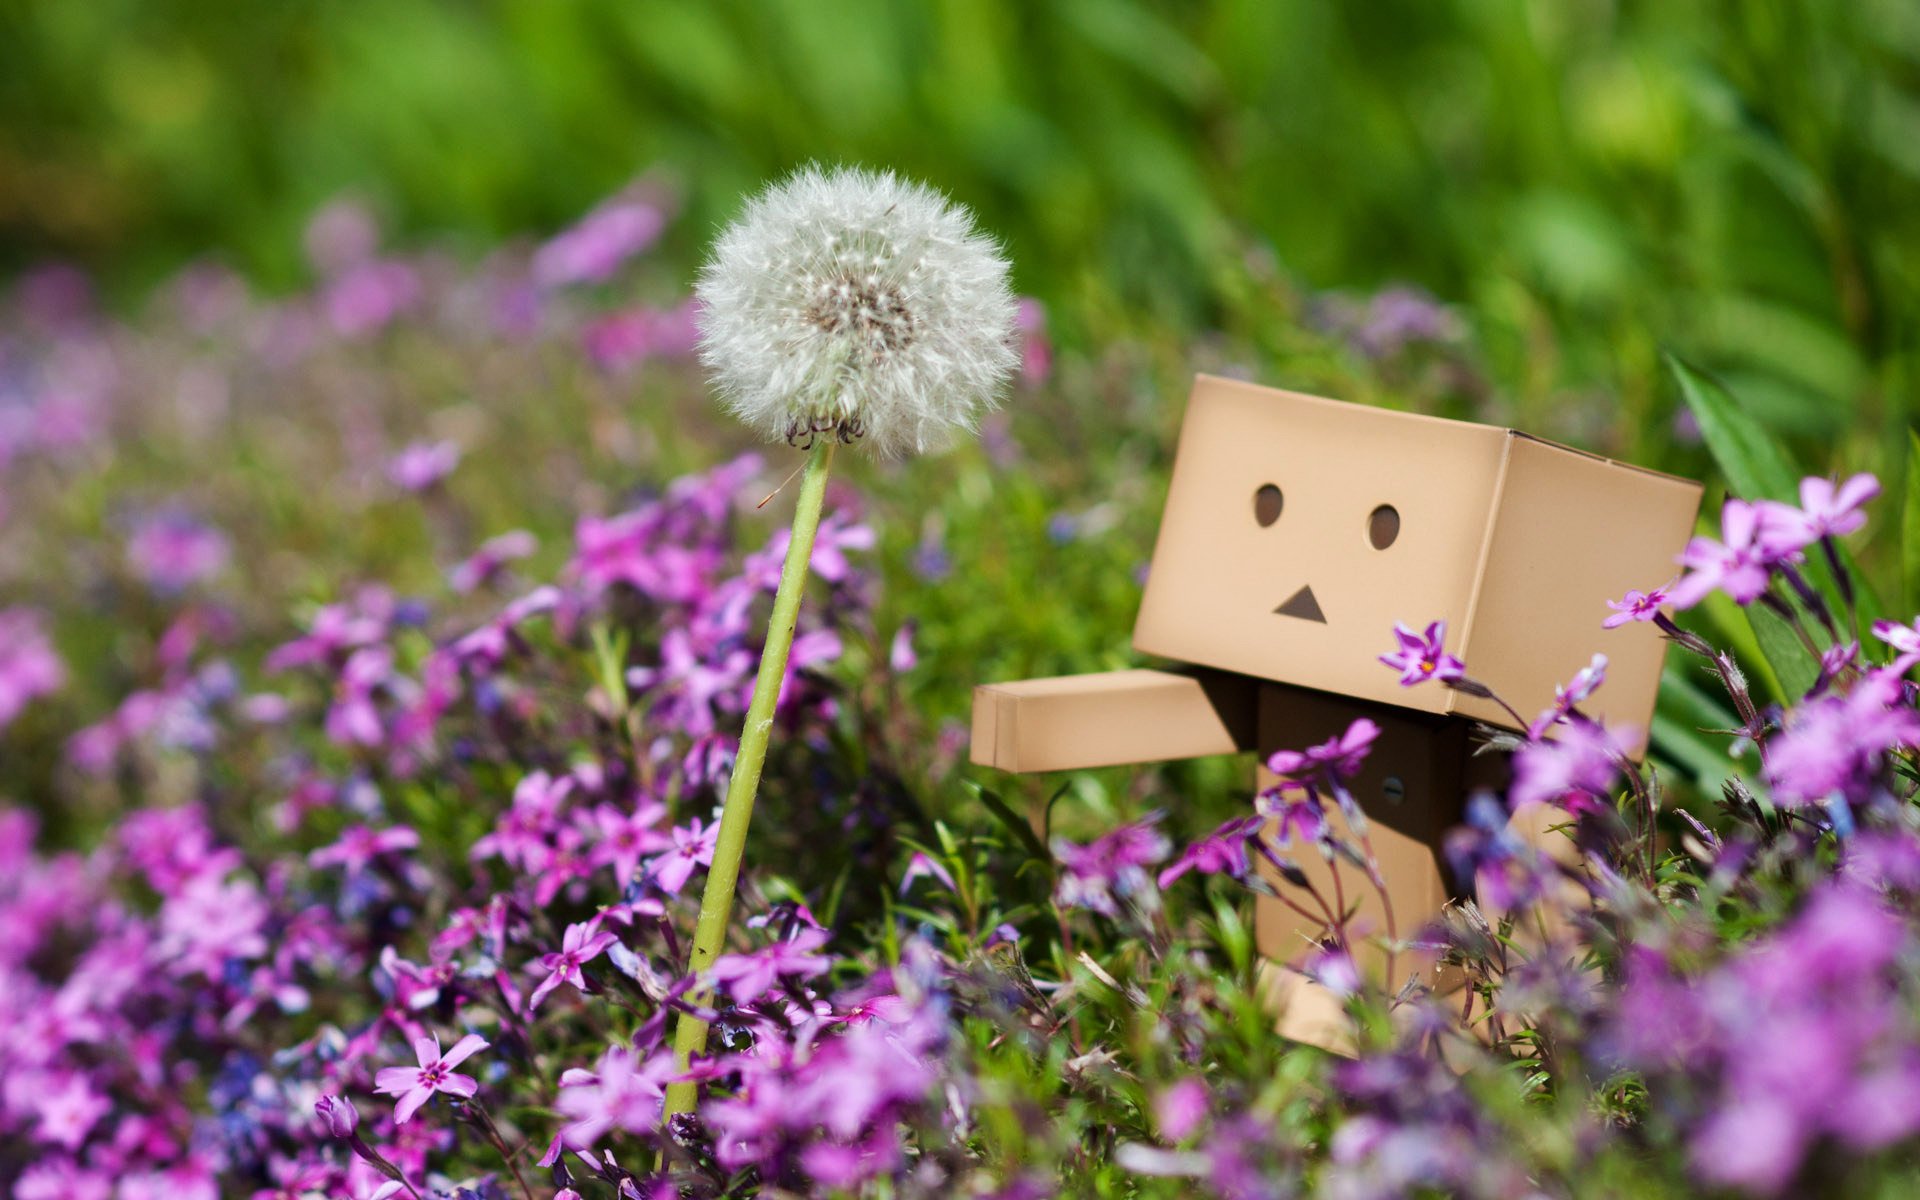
[694, 164, 1018, 458]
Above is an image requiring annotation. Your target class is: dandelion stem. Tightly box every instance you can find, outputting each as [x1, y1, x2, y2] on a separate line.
[664, 437, 837, 1121]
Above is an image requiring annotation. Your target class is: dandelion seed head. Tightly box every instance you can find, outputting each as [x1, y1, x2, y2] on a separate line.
[694, 164, 1019, 458]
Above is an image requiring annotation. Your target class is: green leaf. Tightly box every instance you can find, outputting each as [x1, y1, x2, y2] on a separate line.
[1747, 603, 1820, 701]
[1667, 353, 1799, 502]
[1905, 430, 1920, 616]
[970, 783, 1051, 864]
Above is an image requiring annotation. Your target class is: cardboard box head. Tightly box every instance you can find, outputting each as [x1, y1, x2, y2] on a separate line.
[1132, 376, 1703, 751]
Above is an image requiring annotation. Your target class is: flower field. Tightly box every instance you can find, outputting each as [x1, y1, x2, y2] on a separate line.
[7, 5, 1920, 1198]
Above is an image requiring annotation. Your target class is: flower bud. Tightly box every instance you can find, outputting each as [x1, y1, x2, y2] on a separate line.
[315, 1093, 359, 1137]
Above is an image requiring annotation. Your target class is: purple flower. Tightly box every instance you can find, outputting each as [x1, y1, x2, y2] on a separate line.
[1053, 814, 1170, 916]
[308, 824, 420, 876]
[1155, 1078, 1210, 1142]
[586, 799, 671, 886]
[1872, 617, 1920, 674]
[326, 645, 393, 747]
[1528, 653, 1608, 738]
[1265, 718, 1380, 783]
[1509, 719, 1624, 812]
[1443, 792, 1543, 910]
[889, 622, 918, 673]
[709, 927, 832, 1002]
[899, 851, 956, 896]
[1015, 297, 1052, 385]
[126, 510, 229, 592]
[322, 259, 420, 337]
[529, 918, 620, 1012]
[554, 1046, 675, 1147]
[473, 769, 573, 870]
[1669, 499, 1784, 609]
[1379, 621, 1465, 686]
[387, 440, 461, 492]
[32, 1072, 110, 1149]
[0, 608, 64, 730]
[314, 1094, 359, 1137]
[1157, 815, 1264, 888]
[1767, 670, 1920, 806]
[158, 871, 268, 976]
[373, 1032, 489, 1123]
[581, 301, 700, 374]
[1262, 717, 1381, 831]
[1604, 581, 1674, 628]
[449, 529, 536, 593]
[1264, 792, 1328, 850]
[1755, 473, 1880, 555]
[649, 817, 718, 895]
[266, 600, 385, 673]
[534, 198, 665, 288]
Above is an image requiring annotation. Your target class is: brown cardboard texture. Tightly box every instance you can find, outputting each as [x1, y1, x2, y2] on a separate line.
[971, 668, 1255, 774]
[1132, 375, 1703, 753]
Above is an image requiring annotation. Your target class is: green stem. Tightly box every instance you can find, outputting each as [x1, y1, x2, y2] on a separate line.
[663, 437, 836, 1121]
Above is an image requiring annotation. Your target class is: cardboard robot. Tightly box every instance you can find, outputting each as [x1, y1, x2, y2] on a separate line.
[971, 375, 1702, 1045]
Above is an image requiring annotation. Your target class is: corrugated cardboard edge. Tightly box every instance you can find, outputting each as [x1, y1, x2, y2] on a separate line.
[1448, 432, 1519, 726]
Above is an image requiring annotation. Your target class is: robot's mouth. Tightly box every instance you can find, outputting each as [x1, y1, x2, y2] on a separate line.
[1274, 584, 1326, 623]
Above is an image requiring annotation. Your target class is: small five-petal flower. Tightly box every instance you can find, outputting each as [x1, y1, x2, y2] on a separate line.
[1379, 621, 1465, 686]
[374, 1033, 489, 1124]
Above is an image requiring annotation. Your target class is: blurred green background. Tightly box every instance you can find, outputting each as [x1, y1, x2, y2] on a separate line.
[5, 0, 1918, 468]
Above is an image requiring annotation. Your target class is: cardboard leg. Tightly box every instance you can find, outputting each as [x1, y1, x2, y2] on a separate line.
[1251, 686, 1468, 1053]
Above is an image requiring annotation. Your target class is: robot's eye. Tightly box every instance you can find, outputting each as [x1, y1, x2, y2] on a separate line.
[1253, 484, 1284, 527]
[1368, 504, 1400, 549]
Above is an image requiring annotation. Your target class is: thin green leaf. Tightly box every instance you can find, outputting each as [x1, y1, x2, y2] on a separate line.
[1746, 603, 1820, 701]
[1904, 430, 1920, 616]
[970, 783, 1051, 864]
[1667, 353, 1799, 502]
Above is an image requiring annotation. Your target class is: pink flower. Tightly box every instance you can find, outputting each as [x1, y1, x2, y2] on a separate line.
[1157, 815, 1264, 888]
[650, 817, 718, 895]
[1670, 499, 1782, 609]
[0, 608, 64, 730]
[1528, 653, 1608, 738]
[1603, 581, 1674, 628]
[888, 622, 918, 673]
[1154, 1078, 1210, 1142]
[1510, 720, 1626, 812]
[1265, 718, 1380, 783]
[1755, 473, 1880, 555]
[473, 769, 573, 870]
[449, 529, 537, 593]
[308, 824, 420, 876]
[326, 646, 393, 747]
[898, 851, 956, 896]
[582, 302, 700, 374]
[126, 510, 229, 592]
[554, 1046, 675, 1148]
[1379, 620, 1465, 686]
[1767, 670, 1920, 806]
[387, 441, 460, 492]
[33, 1071, 110, 1149]
[323, 259, 420, 337]
[528, 918, 620, 1012]
[709, 928, 832, 1003]
[374, 1032, 489, 1123]
[534, 198, 665, 288]
[1016, 297, 1052, 385]
[1872, 617, 1920, 675]
[586, 799, 671, 886]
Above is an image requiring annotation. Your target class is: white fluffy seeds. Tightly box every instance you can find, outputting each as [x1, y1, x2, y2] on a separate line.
[694, 165, 1019, 458]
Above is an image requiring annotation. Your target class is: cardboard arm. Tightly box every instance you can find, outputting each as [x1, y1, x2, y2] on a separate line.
[970, 667, 1256, 774]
